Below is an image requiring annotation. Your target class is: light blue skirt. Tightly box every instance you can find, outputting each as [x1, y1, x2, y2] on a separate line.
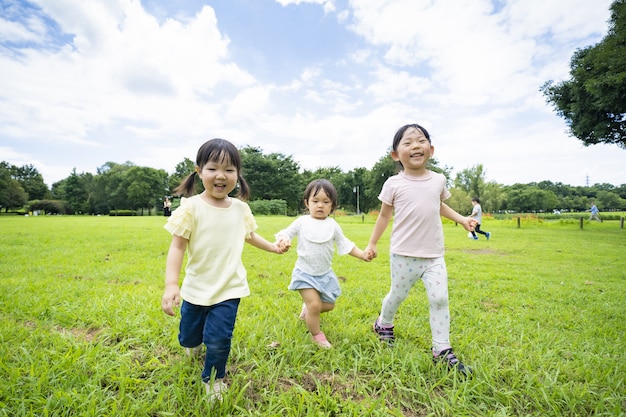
[288, 268, 342, 303]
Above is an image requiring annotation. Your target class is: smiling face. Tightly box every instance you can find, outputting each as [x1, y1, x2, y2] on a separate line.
[305, 188, 333, 220]
[196, 156, 238, 205]
[391, 126, 434, 176]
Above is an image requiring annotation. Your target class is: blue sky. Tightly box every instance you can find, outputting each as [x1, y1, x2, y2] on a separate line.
[1, 0, 623, 188]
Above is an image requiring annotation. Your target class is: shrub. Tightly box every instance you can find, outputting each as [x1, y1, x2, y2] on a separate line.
[249, 199, 287, 215]
[109, 210, 136, 216]
[28, 199, 72, 215]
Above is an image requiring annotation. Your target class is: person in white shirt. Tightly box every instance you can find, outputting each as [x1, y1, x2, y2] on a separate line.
[365, 124, 476, 376]
[276, 179, 370, 348]
[469, 198, 491, 240]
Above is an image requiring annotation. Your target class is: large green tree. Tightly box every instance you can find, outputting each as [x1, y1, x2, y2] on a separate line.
[454, 164, 486, 199]
[504, 185, 559, 213]
[240, 146, 302, 212]
[123, 166, 168, 214]
[10, 164, 49, 200]
[95, 162, 136, 211]
[541, 0, 626, 148]
[51, 169, 94, 214]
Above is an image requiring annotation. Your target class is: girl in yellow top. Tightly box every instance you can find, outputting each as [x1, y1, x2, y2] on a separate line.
[161, 138, 285, 401]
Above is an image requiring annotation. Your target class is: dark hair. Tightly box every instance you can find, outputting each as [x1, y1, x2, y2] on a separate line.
[303, 179, 338, 213]
[472, 198, 480, 203]
[173, 138, 250, 200]
[392, 123, 431, 152]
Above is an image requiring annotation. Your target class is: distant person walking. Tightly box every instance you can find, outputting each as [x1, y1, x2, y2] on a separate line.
[589, 202, 601, 222]
[161, 138, 286, 402]
[163, 197, 172, 217]
[469, 198, 491, 240]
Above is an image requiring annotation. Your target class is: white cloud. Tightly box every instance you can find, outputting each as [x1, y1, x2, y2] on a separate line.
[275, 0, 336, 13]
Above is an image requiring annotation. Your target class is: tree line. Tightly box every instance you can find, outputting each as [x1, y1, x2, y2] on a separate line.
[1, 147, 625, 216]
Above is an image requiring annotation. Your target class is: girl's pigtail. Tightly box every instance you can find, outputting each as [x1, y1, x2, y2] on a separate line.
[236, 175, 250, 201]
[173, 172, 198, 197]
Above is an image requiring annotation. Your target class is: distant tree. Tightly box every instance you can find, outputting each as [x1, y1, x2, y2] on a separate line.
[596, 190, 625, 210]
[124, 166, 168, 214]
[481, 181, 506, 213]
[240, 146, 302, 212]
[0, 162, 28, 211]
[10, 164, 49, 200]
[454, 164, 486, 199]
[346, 167, 369, 213]
[541, 0, 626, 149]
[52, 169, 92, 213]
[96, 162, 136, 211]
[447, 188, 472, 216]
[365, 153, 396, 210]
[169, 157, 197, 195]
[593, 182, 617, 192]
[504, 185, 559, 212]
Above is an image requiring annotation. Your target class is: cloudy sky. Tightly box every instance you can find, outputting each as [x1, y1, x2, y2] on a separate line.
[1, 0, 623, 188]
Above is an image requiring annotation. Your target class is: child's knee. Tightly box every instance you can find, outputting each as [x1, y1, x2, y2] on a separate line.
[429, 294, 449, 309]
[306, 299, 323, 314]
[204, 337, 232, 355]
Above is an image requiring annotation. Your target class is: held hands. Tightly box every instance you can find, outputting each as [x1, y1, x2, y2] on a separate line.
[364, 244, 377, 262]
[358, 248, 372, 262]
[275, 237, 291, 254]
[162, 284, 181, 316]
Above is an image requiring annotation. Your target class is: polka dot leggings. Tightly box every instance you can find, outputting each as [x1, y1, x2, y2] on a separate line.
[378, 254, 451, 351]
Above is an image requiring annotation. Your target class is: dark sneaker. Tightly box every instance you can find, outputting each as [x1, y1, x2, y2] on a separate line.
[373, 319, 395, 346]
[486, 232, 491, 241]
[433, 348, 472, 376]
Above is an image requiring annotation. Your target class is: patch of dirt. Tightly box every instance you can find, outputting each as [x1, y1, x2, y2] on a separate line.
[461, 248, 500, 255]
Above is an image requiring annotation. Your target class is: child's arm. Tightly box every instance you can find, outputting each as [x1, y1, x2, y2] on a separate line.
[440, 202, 477, 231]
[246, 232, 286, 254]
[274, 219, 298, 253]
[349, 245, 371, 262]
[365, 202, 393, 259]
[162, 234, 187, 316]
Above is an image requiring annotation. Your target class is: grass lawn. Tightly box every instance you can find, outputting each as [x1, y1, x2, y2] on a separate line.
[0, 214, 624, 416]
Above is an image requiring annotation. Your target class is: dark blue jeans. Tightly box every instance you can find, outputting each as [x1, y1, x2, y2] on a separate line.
[179, 298, 240, 381]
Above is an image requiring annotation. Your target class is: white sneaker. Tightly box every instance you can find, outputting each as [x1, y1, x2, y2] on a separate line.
[185, 345, 202, 358]
[204, 379, 227, 402]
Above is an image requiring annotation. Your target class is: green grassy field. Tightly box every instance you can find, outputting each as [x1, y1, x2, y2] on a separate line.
[1, 215, 624, 416]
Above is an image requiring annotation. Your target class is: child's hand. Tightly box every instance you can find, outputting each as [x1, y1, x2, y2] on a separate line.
[162, 284, 180, 316]
[463, 217, 478, 232]
[365, 245, 378, 260]
[273, 243, 288, 254]
[276, 237, 291, 253]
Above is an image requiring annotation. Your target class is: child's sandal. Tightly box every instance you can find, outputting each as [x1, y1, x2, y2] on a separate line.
[312, 331, 332, 348]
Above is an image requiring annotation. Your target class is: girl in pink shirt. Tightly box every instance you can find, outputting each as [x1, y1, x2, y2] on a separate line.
[365, 124, 477, 376]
